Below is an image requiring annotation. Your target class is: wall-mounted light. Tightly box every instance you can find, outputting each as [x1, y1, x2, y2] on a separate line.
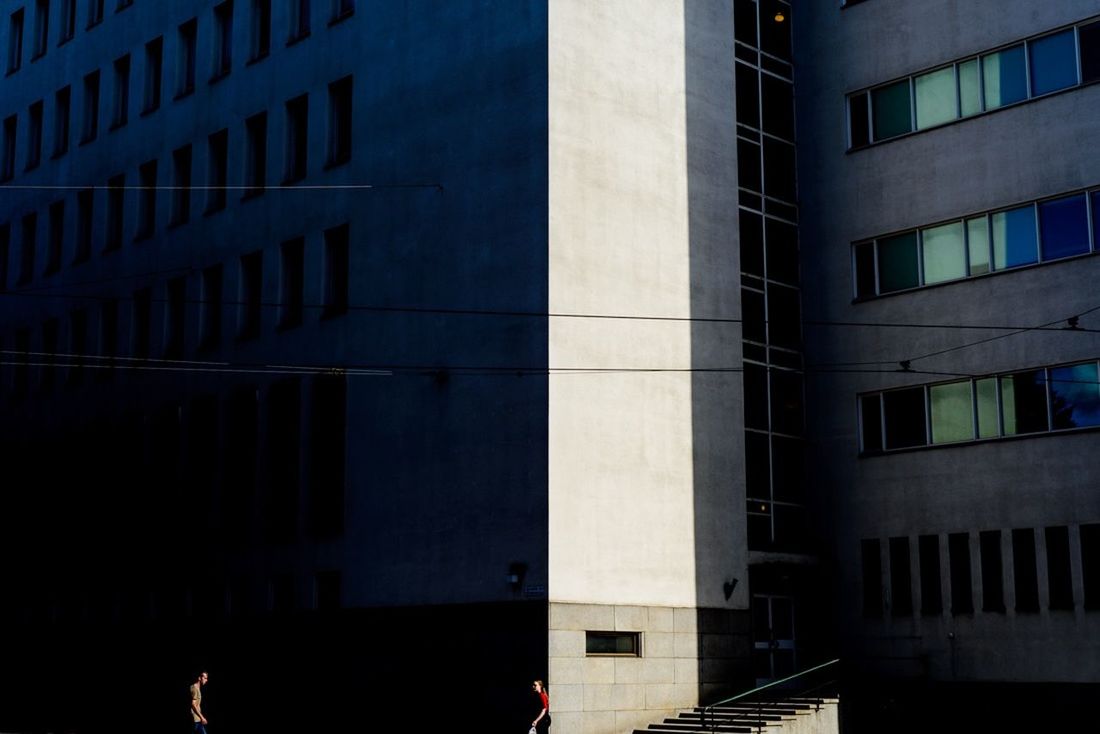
[774, 10, 786, 23]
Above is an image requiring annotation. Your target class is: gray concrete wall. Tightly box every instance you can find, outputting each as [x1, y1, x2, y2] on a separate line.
[794, 0, 1100, 683]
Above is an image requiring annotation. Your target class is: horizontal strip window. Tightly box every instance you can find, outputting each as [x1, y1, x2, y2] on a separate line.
[585, 631, 640, 657]
[859, 359, 1100, 454]
[853, 187, 1100, 298]
[849, 17, 1100, 148]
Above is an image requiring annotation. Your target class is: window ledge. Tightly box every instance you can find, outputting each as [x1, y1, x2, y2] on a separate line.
[173, 88, 195, 102]
[246, 51, 270, 66]
[58, 36, 74, 48]
[859, 421, 1100, 458]
[328, 9, 354, 26]
[30, 51, 46, 63]
[286, 31, 311, 47]
[140, 104, 160, 118]
[50, 149, 68, 160]
[209, 69, 231, 85]
[323, 156, 350, 171]
[108, 120, 127, 132]
[6, 67, 19, 77]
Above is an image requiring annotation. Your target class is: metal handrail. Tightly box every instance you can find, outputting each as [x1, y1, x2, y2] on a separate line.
[700, 658, 840, 733]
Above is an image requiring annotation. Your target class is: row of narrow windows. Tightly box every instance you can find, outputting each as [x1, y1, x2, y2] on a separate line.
[0, 75, 352, 287]
[1, 221, 350, 397]
[4, 0, 354, 78]
[862, 524, 1100, 617]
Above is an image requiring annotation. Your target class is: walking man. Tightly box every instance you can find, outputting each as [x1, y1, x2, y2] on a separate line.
[190, 671, 209, 733]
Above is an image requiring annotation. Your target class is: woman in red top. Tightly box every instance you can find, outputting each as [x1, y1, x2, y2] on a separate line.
[532, 680, 551, 732]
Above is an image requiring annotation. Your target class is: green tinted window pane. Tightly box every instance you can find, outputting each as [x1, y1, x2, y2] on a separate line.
[915, 66, 956, 129]
[1049, 362, 1100, 429]
[991, 205, 1037, 270]
[1001, 370, 1049, 435]
[966, 216, 990, 275]
[983, 45, 1027, 110]
[931, 381, 974, 444]
[976, 378, 999, 438]
[958, 59, 981, 117]
[872, 80, 912, 140]
[922, 221, 966, 284]
[877, 231, 919, 292]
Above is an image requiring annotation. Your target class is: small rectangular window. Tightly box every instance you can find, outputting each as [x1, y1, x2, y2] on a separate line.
[239, 250, 263, 340]
[762, 137, 796, 202]
[918, 534, 942, 615]
[948, 532, 973, 615]
[199, 264, 223, 350]
[206, 128, 228, 213]
[1081, 524, 1100, 610]
[279, 237, 304, 329]
[921, 221, 966, 284]
[859, 394, 883, 453]
[1081, 21, 1100, 85]
[58, 0, 75, 43]
[737, 138, 761, 193]
[322, 223, 349, 318]
[8, 9, 24, 73]
[914, 66, 956, 130]
[284, 93, 308, 183]
[171, 144, 192, 226]
[929, 380, 973, 444]
[26, 100, 43, 170]
[991, 204, 1037, 269]
[105, 173, 125, 251]
[132, 286, 152, 358]
[982, 44, 1027, 110]
[1045, 526, 1074, 610]
[1048, 362, 1100, 430]
[87, 0, 104, 28]
[883, 386, 927, 450]
[136, 159, 157, 240]
[326, 75, 352, 166]
[177, 18, 197, 97]
[862, 538, 883, 617]
[244, 111, 267, 197]
[250, 0, 271, 60]
[965, 215, 990, 275]
[111, 54, 130, 128]
[213, 1, 233, 80]
[979, 530, 1005, 612]
[876, 231, 919, 293]
[46, 199, 64, 275]
[853, 241, 875, 298]
[1, 115, 15, 181]
[75, 188, 92, 263]
[585, 631, 640, 656]
[19, 213, 37, 285]
[958, 58, 981, 117]
[289, 0, 310, 42]
[889, 537, 913, 617]
[871, 79, 911, 141]
[1029, 29, 1078, 96]
[81, 69, 100, 143]
[33, 0, 49, 59]
[848, 91, 870, 148]
[53, 85, 70, 157]
[1000, 369, 1049, 435]
[1038, 194, 1089, 261]
[143, 37, 163, 113]
[1012, 528, 1039, 613]
[165, 275, 186, 358]
[975, 377, 999, 438]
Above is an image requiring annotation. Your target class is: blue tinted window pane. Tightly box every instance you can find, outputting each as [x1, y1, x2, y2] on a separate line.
[1039, 194, 1089, 260]
[877, 231, 919, 292]
[983, 45, 1027, 109]
[991, 205, 1037, 269]
[1050, 363, 1100, 430]
[1093, 192, 1100, 252]
[1029, 29, 1078, 96]
[872, 80, 912, 141]
[1001, 370, 1049, 435]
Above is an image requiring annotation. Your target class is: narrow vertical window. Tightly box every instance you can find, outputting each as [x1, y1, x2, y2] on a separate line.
[279, 237, 304, 329]
[1045, 526, 1074, 610]
[74, 188, 92, 263]
[326, 75, 352, 166]
[177, 18, 197, 97]
[52, 85, 70, 157]
[170, 144, 192, 226]
[212, 0, 233, 80]
[948, 532, 973, 615]
[244, 112, 267, 197]
[1012, 528, 1040, 613]
[979, 530, 1005, 612]
[284, 94, 308, 183]
[136, 159, 157, 240]
[111, 54, 130, 128]
[19, 213, 37, 285]
[98, 298, 117, 379]
[32, 0, 49, 59]
[1081, 21, 1100, 85]
[1081, 524, 1100, 610]
[132, 286, 151, 358]
[322, 223, 348, 318]
[165, 275, 186, 358]
[199, 264, 222, 350]
[250, 0, 270, 61]
[46, 199, 64, 275]
[87, 0, 103, 28]
[40, 318, 58, 391]
[889, 537, 913, 617]
[26, 100, 43, 170]
[239, 250, 262, 339]
[331, 0, 353, 22]
[13, 328, 30, 395]
[861, 539, 882, 618]
[206, 129, 228, 212]
[7, 9, 24, 74]
[68, 307, 87, 385]
[0, 223, 9, 290]
[309, 374, 346, 538]
[58, 0, 75, 44]
[2, 115, 17, 181]
[918, 534, 942, 615]
[289, 0, 310, 42]
[81, 70, 100, 143]
[143, 37, 163, 113]
[104, 173, 125, 251]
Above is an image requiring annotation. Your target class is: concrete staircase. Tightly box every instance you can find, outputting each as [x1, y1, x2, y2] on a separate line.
[633, 696, 840, 734]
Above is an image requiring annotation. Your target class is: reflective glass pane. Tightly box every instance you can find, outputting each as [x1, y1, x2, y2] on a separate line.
[883, 387, 927, 449]
[915, 66, 956, 129]
[877, 231, 919, 292]
[771, 436, 804, 503]
[849, 92, 870, 148]
[1081, 21, 1100, 84]
[854, 241, 876, 298]
[931, 381, 974, 443]
[1095, 191, 1100, 253]
[769, 369, 804, 436]
[1049, 362, 1100, 429]
[872, 80, 912, 140]
[1039, 194, 1089, 260]
[1001, 370, 1049, 435]
[967, 216, 990, 275]
[958, 58, 981, 117]
[861, 394, 883, 453]
[1029, 29, 1078, 96]
[976, 377, 999, 438]
[991, 205, 1037, 269]
[922, 221, 966, 284]
[983, 45, 1027, 110]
